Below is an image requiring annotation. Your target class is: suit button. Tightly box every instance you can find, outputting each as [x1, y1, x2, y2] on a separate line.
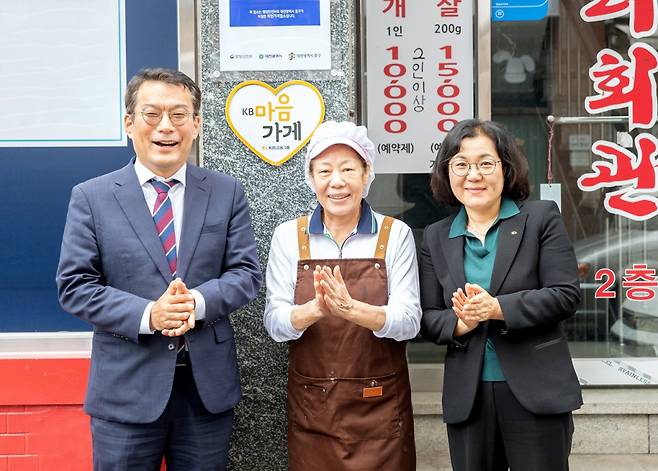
[168, 343, 175, 350]
[499, 329, 508, 335]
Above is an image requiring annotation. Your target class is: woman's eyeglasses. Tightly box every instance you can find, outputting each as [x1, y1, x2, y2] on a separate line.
[449, 159, 500, 177]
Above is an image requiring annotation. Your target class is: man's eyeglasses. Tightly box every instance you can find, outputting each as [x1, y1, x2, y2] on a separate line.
[449, 159, 501, 177]
[133, 110, 196, 126]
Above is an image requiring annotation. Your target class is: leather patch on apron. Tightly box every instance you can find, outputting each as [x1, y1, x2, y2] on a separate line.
[363, 386, 383, 398]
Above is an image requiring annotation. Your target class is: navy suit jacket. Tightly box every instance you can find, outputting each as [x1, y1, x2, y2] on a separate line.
[420, 200, 583, 424]
[56, 161, 262, 424]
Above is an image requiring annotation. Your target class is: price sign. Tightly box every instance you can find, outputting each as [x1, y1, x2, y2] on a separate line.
[365, 0, 474, 173]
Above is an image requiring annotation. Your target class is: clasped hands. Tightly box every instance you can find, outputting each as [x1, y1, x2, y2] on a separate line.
[314, 265, 355, 318]
[451, 283, 503, 336]
[291, 265, 356, 331]
[150, 278, 196, 336]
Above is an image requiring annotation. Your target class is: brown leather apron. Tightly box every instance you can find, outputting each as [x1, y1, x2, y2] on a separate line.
[287, 215, 416, 470]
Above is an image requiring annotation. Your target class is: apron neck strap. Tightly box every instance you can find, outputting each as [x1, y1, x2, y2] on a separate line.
[297, 214, 394, 260]
[296, 215, 311, 260]
[374, 216, 394, 259]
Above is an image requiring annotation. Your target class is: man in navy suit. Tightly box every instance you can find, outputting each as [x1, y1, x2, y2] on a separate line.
[56, 68, 262, 470]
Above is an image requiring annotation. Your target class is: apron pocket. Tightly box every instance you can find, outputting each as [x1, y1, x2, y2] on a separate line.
[289, 370, 402, 441]
[289, 371, 336, 436]
[335, 374, 401, 441]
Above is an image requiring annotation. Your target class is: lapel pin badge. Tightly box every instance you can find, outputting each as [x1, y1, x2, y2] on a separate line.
[511, 231, 518, 235]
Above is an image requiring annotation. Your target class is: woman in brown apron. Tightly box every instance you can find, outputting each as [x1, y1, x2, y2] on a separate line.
[265, 121, 421, 470]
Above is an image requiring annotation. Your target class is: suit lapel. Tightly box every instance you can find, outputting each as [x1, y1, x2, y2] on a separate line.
[177, 166, 210, 281]
[489, 212, 528, 295]
[113, 163, 172, 282]
[438, 220, 467, 290]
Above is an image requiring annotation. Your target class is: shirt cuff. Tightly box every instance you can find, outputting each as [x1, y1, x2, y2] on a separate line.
[373, 305, 394, 338]
[190, 289, 206, 321]
[140, 302, 156, 334]
[283, 305, 305, 340]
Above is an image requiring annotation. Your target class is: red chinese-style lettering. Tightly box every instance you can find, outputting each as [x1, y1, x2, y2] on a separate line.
[436, 0, 461, 17]
[383, 0, 406, 17]
[577, 133, 658, 220]
[585, 43, 658, 130]
[580, 0, 657, 38]
[623, 264, 658, 300]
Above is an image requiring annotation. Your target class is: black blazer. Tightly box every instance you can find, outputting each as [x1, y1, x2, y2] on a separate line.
[420, 200, 583, 424]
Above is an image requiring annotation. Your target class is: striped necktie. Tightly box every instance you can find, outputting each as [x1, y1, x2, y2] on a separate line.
[150, 179, 178, 278]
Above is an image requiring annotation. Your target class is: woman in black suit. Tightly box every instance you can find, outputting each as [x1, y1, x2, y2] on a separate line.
[420, 119, 582, 471]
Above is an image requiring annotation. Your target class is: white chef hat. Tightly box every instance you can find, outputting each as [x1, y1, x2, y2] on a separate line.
[304, 120, 376, 197]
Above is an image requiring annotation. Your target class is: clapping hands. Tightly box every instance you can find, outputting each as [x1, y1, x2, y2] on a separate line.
[451, 283, 503, 336]
[316, 265, 355, 318]
[291, 264, 385, 332]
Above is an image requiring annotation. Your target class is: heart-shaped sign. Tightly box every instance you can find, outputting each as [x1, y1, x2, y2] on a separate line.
[225, 80, 325, 166]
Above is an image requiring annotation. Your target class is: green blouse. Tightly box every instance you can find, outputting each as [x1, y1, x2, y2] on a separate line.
[449, 197, 520, 381]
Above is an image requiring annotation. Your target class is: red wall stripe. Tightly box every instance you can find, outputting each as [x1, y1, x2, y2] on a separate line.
[0, 359, 89, 406]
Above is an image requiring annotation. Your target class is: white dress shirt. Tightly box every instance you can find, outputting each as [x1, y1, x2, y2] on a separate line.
[264, 203, 421, 342]
[134, 159, 206, 334]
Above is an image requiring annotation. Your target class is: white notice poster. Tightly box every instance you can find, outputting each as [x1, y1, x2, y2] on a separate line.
[366, 0, 474, 173]
[0, 0, 127, 147]
[218, 0, 331, 71]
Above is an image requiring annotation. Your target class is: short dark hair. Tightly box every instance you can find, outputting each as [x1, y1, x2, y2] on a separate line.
[430, 119, 530, 206]
[125, 68, 201, 114]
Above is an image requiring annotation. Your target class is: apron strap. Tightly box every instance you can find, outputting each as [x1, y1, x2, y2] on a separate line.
[374, 216, 394, 259]
[297, 215, 311, 260]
